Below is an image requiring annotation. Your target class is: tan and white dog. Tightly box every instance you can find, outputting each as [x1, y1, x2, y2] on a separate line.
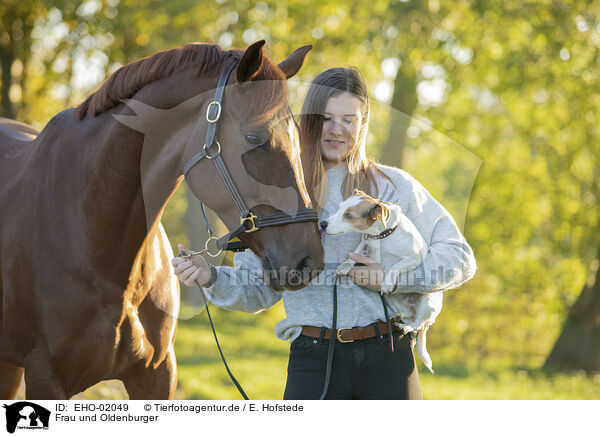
[322, 189, 443, 373]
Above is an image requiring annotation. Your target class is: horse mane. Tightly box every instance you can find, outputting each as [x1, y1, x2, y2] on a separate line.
[74, 43, 287, 121]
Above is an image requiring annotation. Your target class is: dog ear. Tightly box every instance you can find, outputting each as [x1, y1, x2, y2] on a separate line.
[369, 203, 389, 225]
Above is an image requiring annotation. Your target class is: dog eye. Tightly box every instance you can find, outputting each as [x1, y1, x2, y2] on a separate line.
[344, 212, 354, 219]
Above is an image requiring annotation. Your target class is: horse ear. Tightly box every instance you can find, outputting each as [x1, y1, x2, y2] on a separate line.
[237, 40, 265, 83]
[277, 45, 313, 79]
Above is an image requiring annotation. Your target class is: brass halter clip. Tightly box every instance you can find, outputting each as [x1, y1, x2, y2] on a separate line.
[241, 213, 259, 233]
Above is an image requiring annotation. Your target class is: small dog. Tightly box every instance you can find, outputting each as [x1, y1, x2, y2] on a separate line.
[322, 189, 443, 373]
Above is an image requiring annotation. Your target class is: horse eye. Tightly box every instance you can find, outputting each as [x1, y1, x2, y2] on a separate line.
[245, 134, 264, 147]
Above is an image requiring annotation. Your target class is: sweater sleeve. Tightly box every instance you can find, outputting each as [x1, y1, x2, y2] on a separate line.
[203, 249, 283, 312]
[383, 168, 477, 294]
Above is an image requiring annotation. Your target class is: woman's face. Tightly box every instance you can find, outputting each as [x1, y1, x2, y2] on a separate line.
[320, 92, 363, 168]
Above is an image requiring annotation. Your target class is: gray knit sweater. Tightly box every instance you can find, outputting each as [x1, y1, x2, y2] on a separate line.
[205, 164, 476, 342]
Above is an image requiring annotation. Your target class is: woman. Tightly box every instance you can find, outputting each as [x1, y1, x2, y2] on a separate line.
[172, 67, 476, 399]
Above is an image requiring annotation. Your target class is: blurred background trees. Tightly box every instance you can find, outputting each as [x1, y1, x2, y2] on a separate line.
[2, 0, 598, 376]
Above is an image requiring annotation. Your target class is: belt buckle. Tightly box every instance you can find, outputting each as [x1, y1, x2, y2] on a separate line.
[336, 328, 354, 343]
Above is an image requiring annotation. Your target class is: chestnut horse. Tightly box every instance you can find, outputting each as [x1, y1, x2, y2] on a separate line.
[0, 40, 324, 399]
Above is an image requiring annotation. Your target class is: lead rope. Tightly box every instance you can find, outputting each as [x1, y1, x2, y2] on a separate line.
[318, 275, 338, 400]
[199, 203, 213, 236]
[189, 270, 249, 400]
[317, 280, 394, 400]
[380, 294, 395, 353]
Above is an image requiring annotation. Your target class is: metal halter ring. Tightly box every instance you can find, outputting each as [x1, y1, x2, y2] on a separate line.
[179, 237, 222, 259]
[206, 101, 221, 123]
[203, 141, 221, 160]
[203, 236, 222, 258]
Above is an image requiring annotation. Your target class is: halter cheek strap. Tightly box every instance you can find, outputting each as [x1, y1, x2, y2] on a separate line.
[183, 59, 250, 218]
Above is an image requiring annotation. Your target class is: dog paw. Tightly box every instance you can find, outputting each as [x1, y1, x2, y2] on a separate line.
[335, 259, 354, 276]
[380, 270, 400, 294]
[395, 323, 415, 333]
[379, 283, 395, 294]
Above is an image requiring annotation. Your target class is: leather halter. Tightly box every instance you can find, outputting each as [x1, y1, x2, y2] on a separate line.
[181, 58, 319, 254]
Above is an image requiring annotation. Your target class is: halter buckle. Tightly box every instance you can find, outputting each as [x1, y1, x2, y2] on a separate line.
[241, 213, 259, 233]
[206, 101, 221, 123]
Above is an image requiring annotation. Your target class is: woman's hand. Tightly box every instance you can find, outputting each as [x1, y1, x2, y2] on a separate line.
[171, 244, 212, 287]
[347, 252, 386, 292]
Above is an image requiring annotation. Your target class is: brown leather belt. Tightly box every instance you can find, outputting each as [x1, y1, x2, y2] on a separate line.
[301, 321, 405, 343]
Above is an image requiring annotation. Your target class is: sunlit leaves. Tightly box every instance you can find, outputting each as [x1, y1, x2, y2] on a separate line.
[3, 0, 599, 371]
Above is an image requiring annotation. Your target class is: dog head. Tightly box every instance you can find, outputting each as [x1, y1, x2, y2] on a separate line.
[323, 189, 391, 235]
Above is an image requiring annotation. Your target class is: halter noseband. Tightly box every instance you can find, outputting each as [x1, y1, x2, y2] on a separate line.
[181, 58, 319, 255]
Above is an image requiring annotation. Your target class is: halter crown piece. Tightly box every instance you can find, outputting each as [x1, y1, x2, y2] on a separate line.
[181, 57, 319, 255]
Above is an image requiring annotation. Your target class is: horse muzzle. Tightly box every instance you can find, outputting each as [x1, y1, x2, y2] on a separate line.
[262, 251, 322, 291]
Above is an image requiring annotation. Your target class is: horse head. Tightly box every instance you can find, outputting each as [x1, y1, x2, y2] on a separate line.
[111, 41, 324, 291]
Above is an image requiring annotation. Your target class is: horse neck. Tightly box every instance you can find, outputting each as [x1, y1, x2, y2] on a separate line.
[79, 107, 184, 263]
[77, 114, 152, 262]
[79, 70, 220, 258]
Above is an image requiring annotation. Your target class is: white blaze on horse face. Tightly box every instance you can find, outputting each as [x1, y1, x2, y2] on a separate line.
[287, 116, 312, 208]
[286, 116, 296, 141]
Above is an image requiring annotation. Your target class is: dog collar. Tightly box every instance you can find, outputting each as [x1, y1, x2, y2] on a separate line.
[365, 225, 398, 240]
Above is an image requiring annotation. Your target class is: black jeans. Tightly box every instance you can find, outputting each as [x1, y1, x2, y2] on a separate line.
[283, 331, 423, 400]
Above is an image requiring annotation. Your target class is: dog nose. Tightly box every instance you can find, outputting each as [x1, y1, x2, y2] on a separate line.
[320, 220, 328, 229]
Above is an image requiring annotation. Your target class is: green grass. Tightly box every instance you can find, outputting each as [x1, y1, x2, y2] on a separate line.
[419, 366, 600, 400]
[15, 301, 600, 400]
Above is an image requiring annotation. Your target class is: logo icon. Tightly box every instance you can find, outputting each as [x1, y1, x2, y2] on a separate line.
[3, 402, 50, 434]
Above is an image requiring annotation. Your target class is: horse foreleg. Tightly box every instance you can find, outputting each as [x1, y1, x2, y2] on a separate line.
[121, 345, 177, 400]
[0, 362, 24, 399]
[24, 369, 68, 399]
[23, 346, 68, 400]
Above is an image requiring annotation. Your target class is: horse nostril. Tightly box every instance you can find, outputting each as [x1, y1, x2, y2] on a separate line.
[320, 220, 328, 229]
[296, 256, 314, 272]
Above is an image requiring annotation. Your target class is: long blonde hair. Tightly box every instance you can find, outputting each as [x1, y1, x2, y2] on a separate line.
[299, 67, 393, 211]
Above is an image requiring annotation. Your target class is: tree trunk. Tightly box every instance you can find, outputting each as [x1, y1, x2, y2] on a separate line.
[379, 61, 417, 169]
[0, 40, 14, 119]
[544, 248, 600, 372]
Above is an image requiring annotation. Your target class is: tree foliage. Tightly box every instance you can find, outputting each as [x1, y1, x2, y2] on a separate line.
[1, 0, 598, 371]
